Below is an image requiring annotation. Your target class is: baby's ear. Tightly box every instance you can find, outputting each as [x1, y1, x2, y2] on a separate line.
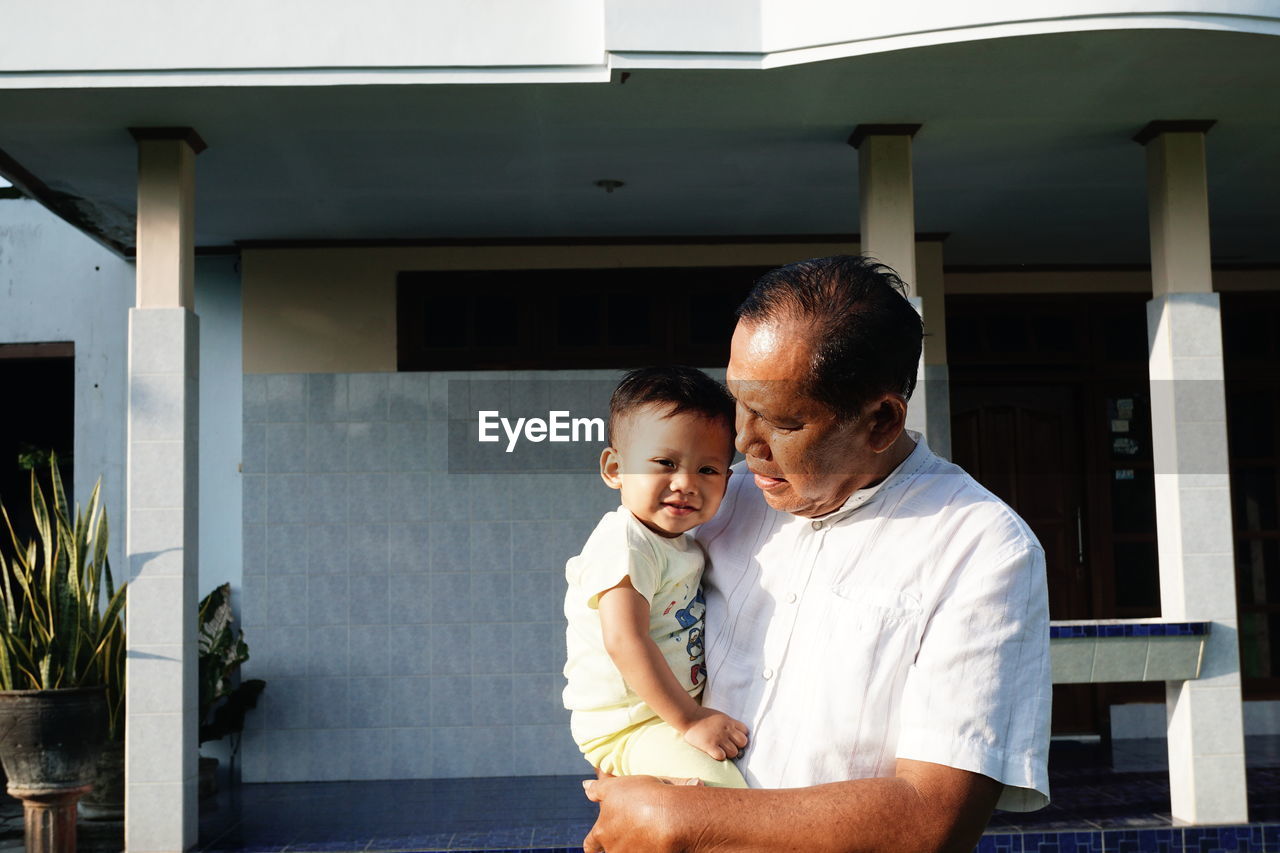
[599, 446, 623, 490]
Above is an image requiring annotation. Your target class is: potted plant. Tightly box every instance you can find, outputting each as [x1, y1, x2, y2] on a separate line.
[197, 583, 265, 797]
[76, 582, 124, 822]
[0, 455, 125, 853]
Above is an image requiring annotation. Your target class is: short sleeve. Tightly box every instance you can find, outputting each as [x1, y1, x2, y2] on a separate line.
[895, 543, 1052, 812]
[578, 521, 663, 610]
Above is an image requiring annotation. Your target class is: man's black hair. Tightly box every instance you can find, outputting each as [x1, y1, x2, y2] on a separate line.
[736, 255, 923, 418]
[608, 366, 736, 452]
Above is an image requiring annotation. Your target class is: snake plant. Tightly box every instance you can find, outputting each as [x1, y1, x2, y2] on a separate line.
[0, 454, 126, 737]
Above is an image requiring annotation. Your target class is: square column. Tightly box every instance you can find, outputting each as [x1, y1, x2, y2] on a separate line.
[915, 239, 950, 460]
[1137, 120, 1247, 825]
[850, 124, 942, 447]
[126, 127, 206, 852]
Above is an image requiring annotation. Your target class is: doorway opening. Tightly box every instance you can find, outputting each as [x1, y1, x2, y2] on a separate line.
[0, 342, 75, 550]
[947, 294, 1158, 735]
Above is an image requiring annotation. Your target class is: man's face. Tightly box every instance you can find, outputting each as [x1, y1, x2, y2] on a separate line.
[725, 319, 878, 518]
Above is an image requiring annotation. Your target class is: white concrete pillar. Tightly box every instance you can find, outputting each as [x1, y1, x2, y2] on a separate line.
[850, 124, 943, 449]
[915, 239, 950, 460]
[1137, 119, 1247, 825]
[125, 127, 205, 852]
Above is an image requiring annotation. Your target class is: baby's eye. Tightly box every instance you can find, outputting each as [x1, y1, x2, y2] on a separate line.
[699, 466, 722, 476]
[653, 458, 675, 468]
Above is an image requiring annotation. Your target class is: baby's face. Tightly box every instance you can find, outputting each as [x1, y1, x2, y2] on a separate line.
[600, 405, 734, 538]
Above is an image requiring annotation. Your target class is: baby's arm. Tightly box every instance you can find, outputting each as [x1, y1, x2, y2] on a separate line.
[596, 576, 749, 762]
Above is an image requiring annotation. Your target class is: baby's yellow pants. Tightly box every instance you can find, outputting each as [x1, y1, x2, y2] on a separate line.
[579, 716, 747, 788]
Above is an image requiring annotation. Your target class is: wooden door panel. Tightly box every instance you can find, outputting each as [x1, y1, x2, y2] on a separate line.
[951, 383, 1096, 733]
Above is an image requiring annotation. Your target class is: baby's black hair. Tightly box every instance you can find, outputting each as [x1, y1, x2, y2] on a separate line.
[608, 366, 736, 454]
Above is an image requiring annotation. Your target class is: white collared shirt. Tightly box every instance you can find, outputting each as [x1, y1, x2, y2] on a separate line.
[696, 433, 1051, 811]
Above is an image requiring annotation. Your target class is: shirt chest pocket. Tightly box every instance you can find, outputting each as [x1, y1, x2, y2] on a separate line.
[818, 583, 924, 634]
[798, 584, 925, 716]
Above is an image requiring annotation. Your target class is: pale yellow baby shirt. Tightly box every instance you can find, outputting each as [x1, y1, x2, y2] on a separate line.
[563, 505, 708, 744]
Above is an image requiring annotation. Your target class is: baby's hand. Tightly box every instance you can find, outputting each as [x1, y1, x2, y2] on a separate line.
[682, 708, 749, 761]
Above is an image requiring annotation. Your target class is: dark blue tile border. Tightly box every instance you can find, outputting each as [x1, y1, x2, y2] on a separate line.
[205, 825, 1280, 853]
[1049, 622, 1210, 639]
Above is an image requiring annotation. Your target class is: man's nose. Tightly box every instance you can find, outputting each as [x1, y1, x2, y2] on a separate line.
[735, 409, 771, 460]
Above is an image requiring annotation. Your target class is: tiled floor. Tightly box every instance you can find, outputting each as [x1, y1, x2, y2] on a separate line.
[2, 736, 1278, 851]
[190, 737, 1280, 852]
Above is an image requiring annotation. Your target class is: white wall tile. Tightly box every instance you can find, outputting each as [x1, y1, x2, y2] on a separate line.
[1179, 752, 1249, 824]
[306, 624, 350, 678]
[1089, 638, 1149, 682]
[243, 375, 268, 424]
[386, 677, 432, 728]
[266, 374, 307, 423]
[389, 373, 431, 422]
[128, 577, 188, 646]
[125, 780, 192, 852]
[267, 474, 308, 524]
[1144, 636, 1205, 681]
[349, 373, 389, 421]
[127, 712, 187, 783]
[1049, 638, 1095, 684]
[430, 678, 472, 727]
[267, 523, 308, 573]
[129, 508, 186, 578]
[348, 728, 392, 780]
[309, 374, 349, 423]
[349, 523, 390, 574]
[348, 678, 391, 728]
[386, 727, 432, 779]
[349, 626, 390, 676]
[267, 422, 309, 473]
[131, 372, 187, 441]
[126, 647, 184, 715]
[307, 423, 349, 474]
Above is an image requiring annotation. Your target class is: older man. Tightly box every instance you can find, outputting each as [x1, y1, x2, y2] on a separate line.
[584, 256, 1050, 853]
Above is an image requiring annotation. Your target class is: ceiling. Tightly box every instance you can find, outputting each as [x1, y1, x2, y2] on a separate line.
[1, 27, 1277, 265]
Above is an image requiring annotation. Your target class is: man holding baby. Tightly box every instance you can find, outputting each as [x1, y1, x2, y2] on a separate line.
[584, 255, 1051, 853]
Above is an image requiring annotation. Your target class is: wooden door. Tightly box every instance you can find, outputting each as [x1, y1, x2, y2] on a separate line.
[951, 383, 1097, 734]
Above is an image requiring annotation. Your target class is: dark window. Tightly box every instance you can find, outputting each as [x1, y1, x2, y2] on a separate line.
[1223, 292, 1280, 692]
[397, 266, 770, 370]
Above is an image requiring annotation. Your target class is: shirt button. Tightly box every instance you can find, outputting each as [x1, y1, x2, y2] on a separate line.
[762, 667, 774, 680]
[811, 520, 823, 531]
[785, 592, 797, 604]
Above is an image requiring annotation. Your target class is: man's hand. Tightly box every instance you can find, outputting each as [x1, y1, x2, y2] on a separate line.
[579, 759, 1002, 853]
[582, 775, 687, 853]
[682, 708, 749, 761]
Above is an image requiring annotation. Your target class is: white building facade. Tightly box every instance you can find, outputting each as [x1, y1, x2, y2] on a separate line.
[0, 2, 1278, 849]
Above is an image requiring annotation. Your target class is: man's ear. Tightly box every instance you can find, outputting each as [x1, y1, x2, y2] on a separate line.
[599, 446, 623, 490]
[866, 393, 908, 453]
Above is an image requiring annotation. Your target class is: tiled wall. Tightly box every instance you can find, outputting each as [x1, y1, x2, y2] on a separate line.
[239, 371, 621, 781]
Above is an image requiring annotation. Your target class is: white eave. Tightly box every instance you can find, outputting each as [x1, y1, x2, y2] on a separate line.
[1, 0, 1278, 88]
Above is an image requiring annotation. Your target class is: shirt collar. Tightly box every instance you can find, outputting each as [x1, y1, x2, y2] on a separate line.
[812, 430, 931, 526]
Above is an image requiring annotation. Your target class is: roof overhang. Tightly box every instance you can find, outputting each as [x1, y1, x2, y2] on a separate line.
[0, 3, 1277, 265]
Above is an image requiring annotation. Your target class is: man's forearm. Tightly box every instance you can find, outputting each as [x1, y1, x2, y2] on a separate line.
[586, 759, 1001, 853]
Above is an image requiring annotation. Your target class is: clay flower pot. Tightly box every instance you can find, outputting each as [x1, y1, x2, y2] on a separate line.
[0, 687, 106, 853]
[77, 738, 124, 822]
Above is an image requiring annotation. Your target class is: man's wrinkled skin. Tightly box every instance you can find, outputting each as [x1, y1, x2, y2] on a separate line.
[576, 317, 1006, 853]
[582, 761, 1001, 853]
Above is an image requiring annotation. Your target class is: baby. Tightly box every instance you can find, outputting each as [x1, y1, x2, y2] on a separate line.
[562, 366, 748, 788]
